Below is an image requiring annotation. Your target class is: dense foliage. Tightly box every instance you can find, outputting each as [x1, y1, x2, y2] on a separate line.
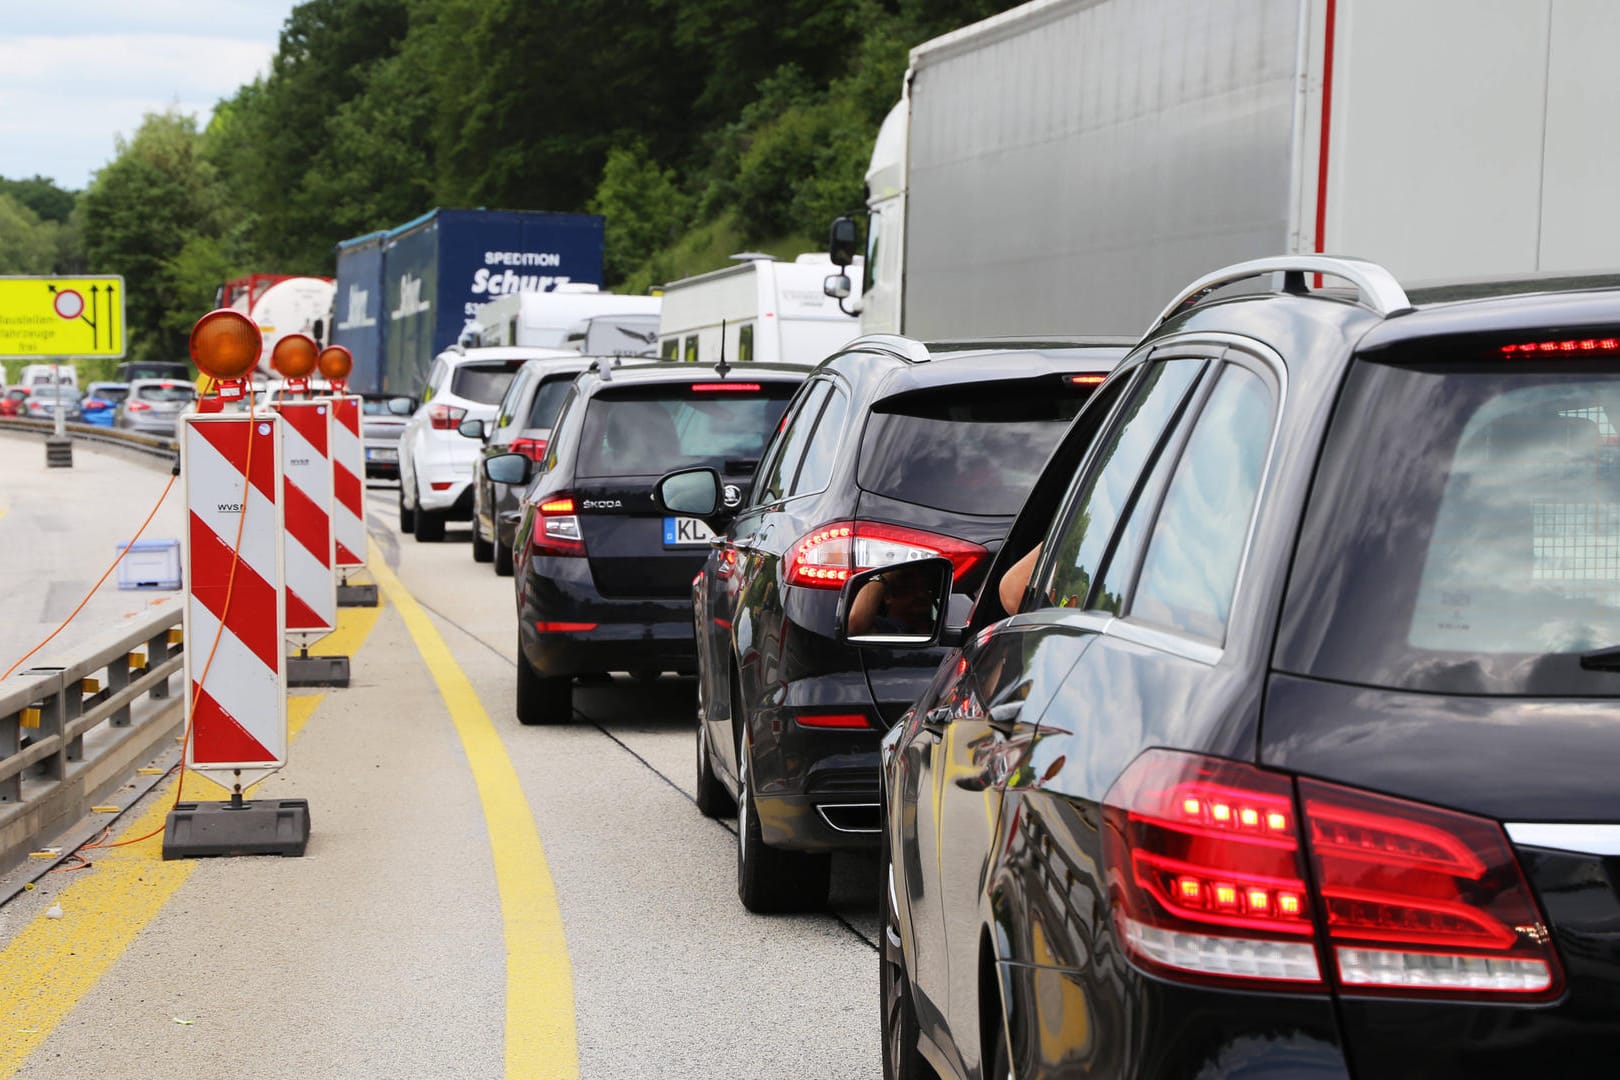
[2, 0, 1012, 364]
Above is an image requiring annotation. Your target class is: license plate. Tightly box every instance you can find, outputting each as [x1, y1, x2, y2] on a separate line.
[367, 447, 399, 461]
[663, 516, 714, 546]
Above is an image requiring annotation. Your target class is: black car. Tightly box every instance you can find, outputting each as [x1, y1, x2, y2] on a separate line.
[864, 256, 1620, 1079]
[489, 360, 807, 724]
[656, 336, 1126, 913]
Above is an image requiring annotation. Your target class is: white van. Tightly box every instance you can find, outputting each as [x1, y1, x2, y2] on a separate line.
[18, 363, 79, 391]
[656, 253, 861, 368]
[470, 286, 662, 350]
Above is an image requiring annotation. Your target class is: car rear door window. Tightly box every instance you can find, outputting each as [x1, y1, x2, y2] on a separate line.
[789, 387, 848, 498]
[754, 382, 829, 504]
[526, 376, 575, 430]
[1129, 364, 1273, 641]
[496, 367, 533, 430]
[577, 383, 796, 478]
[1042, 360, 1206, 609]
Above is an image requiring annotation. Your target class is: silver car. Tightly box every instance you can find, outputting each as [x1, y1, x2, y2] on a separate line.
[116, 379, 196, 436]
[23, 385, 82, 422]
[361, 394, 414, 479]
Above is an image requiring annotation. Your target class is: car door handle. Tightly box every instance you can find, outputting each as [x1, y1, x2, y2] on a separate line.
[987, 701, 1024, 732]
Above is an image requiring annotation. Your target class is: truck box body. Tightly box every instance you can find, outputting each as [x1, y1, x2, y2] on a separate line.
[335, 208, 604, 396]
[331, 231, 386, 394]
[657, 254, 860, 367]
[472, 288, 661, 351]
[875, 0, 1620, 339]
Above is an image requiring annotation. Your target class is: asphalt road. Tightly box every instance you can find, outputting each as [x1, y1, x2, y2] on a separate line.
[0, 457, 883, 1079]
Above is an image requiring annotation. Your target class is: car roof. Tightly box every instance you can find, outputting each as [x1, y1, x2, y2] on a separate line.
[437, 346, 578, 366]
[126, 377, 195, 388]
[576, 360, 809, 392]
[824, 336, 1129, 400]
[87, 381, 129, 390]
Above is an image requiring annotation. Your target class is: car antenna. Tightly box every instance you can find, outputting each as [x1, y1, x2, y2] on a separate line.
[715, 318, 731, 380]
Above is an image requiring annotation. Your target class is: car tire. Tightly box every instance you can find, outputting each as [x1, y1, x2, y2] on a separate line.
[516, 643, 572, 725]
[398, 483, 416, 534]
[414, 485, 446, 542]
[736, 746, 831, 913]
[493, 531, 514, 577]
[881, 837, 931, 1080]
[694, 715, 735, 819]
[471, 515, 494, 562]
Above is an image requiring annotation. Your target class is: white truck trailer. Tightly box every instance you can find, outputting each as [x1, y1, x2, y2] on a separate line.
[831, 0, 1620, 338]
[657, 253, 860, 367]
[471, 286, 662, 350]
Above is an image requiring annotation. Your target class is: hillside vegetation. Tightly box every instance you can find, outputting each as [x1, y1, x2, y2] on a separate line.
[3, 0, 1011, 367]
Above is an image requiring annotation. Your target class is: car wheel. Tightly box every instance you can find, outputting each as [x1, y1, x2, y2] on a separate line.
[414, 484, 446, 542]
[493, 531, 514, 577]
[736, 745, 830, 913]
[471, 514, 494, 562]
[516, 640, 572, 725]
[398, 483, 416, 534]
[694, 715, 735, 819]
[881, 838, 931, 1080]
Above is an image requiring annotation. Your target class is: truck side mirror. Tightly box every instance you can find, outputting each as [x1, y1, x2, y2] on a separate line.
[823, 274, 852, 300]
[828, 215, 859, 267]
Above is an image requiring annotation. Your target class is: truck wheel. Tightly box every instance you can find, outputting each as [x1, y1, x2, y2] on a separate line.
[398, 485, 415, 534]
[516, 643, 572, 725]
[736, 748, 830, 913]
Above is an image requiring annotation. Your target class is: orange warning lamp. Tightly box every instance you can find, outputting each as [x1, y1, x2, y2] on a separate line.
[271, 333, 319, 380]
[190, 309, 262, 402]
[317, 344, 353, 389]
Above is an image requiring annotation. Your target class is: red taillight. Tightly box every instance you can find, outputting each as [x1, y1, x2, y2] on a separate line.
[127, 400, 153, 412]
[510, 437, 548, 462]
[530, 491, 585, 557]
[428, 403, 466, 430]
[1499, 337, 1620, 357]
[794, 712, 872, 730]
[1103, 750, 1562, 998]
[533, 621, 596, 633]
[784, 520, 988, 590]
[690, 382, 762, 392]
[1067, 374, 1107, 385]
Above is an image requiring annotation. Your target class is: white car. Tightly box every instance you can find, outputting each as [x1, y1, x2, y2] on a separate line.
[398, 345, 575, 541]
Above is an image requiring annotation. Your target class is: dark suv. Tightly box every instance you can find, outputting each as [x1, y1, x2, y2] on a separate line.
[656, 336, 1126, 912]
[488, 361, 807, 724]
[866, 257, 1620, 1079]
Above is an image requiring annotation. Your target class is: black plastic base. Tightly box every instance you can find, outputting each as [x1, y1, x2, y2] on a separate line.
[45, 437, 73, 468]
[162, 798, 311, 859]
[288, 654, 350, 687]
[337, 583, 379, 607]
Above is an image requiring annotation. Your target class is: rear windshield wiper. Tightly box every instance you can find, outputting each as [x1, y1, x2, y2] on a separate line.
[724, 458, 759, 475]
[1579, 645, 1620, 671]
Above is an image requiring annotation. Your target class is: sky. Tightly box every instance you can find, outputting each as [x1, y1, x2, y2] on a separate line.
[0, 1, 297, 191]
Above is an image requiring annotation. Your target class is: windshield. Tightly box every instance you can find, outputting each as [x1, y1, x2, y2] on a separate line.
[858, 380, 1091, 516]
[1278, 349, 1620, 695]
[136, 384, 196, 402]
[29, 386, 77, 399]
[451, 361, 522, 404]
[576, 383, 796, 477]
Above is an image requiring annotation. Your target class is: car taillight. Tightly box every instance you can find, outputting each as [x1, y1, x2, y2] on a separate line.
[1102, 750, 1562, 999]
[509, 437, 548, 462]
[127, 400, 152, 412]
[784, 520, 987, 590]
[428, 403, 466, 430]
[530, 493, 585, 557]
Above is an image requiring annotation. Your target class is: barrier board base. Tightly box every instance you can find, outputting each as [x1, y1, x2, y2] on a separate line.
[162, 798, 311, 859]
[288, 654, 350, 687]
[337, 583, 379, 607]
[45, 437, 73, 468]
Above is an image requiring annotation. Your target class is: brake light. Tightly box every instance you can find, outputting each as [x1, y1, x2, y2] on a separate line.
[794, 712, 872, 730]
[428, 403, 467, 430]
[1499, 337, 1620, 356]
[1102, 750, 1562, 998]
[531, 491, 585, 557]
[510, 437, 548, 462]
[690, 382, 762, 392]
[785, 521, 988, 590]
[127, 400, 152, 412]
[1067, 374, 1107, 385]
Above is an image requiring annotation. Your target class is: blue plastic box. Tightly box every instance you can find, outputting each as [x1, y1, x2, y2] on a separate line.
[116, 539, 182, 590]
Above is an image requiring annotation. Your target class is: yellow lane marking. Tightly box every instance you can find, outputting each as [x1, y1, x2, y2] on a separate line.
[368, 541, 579, 1080]
[0, 603, 383, 1074]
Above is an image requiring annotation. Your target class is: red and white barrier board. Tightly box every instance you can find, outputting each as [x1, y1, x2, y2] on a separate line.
[329, 395, 367, 569]
[271, 399, 337, 639]
[182, 412, 288, 781]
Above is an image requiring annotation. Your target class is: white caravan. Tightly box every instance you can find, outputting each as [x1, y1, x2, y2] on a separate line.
[471, 286, 661, 350]
[657, 253, 860, 368]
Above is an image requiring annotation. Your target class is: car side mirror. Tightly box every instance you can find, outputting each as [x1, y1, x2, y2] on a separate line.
[484, 452, 532, 486]
[458, 418, 487, 439]
[654, 467, 722, 516]
[828, 215, 859, 268]
[836, 558, 955, 647]
[823, 273, 852, 301]
[388, 396, 415, 416]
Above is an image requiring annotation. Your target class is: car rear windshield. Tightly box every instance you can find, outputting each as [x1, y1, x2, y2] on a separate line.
[1277, 346, 1620, 695]
[526, 376, 575, 430]
[137, 384, 195, 402]
[451, 361, 523, 405]
[857, 379, 1092, 516]
[93, 387, 129, 404]
[576, 382, 796, 477]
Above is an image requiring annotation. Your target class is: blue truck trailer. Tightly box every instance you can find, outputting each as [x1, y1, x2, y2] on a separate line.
[332, 208, 604, 396]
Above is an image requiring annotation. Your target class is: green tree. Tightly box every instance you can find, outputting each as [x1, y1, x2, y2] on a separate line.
[0, 194, 59, 274]
[588, 143, 694, 286]
[0, 176, 77, 225]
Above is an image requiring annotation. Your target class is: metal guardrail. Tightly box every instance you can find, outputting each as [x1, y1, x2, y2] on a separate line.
[0, 415, 179, 462]
[0, 600, 184, 871]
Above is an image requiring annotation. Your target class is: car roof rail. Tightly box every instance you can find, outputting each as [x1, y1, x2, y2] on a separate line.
[844, 334, 932, 364]
[1148, 255, 1412, 333]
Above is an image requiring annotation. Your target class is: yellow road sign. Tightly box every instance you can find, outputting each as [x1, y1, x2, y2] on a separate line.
[0, 275, 126, 359]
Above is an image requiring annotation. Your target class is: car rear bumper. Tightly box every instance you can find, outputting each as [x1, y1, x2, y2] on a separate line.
[518, 557, 696, 677]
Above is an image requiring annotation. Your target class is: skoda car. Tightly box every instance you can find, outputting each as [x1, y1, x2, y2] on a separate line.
[866, 258, 1620, 1079]
[489, 361, 807, 725]
[656, 336, 1125, 913]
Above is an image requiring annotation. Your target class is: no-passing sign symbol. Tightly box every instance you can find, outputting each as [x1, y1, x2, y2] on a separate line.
[53, 289, 84, 320]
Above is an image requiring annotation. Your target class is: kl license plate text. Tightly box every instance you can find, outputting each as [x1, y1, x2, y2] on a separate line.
[663, 516, 714, 546]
